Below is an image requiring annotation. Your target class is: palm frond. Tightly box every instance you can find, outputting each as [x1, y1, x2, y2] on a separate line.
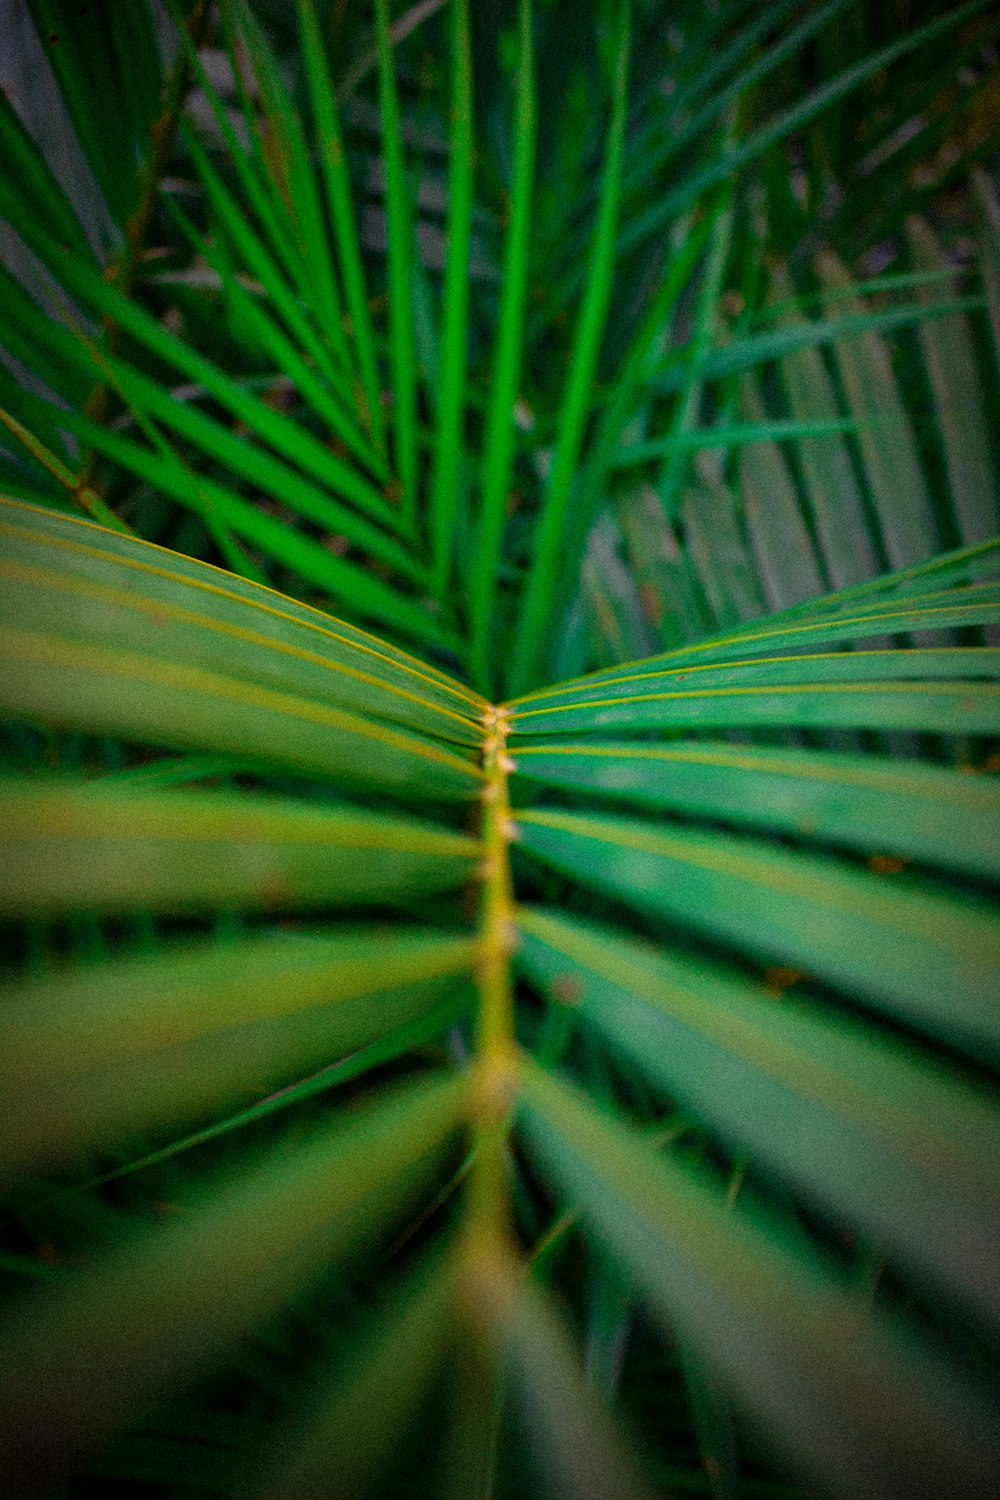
[2, 3, 999, 1496]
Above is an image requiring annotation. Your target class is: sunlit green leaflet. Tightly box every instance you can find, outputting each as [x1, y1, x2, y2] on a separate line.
[223, 0, 355, 388]
[11, 422, 456, 650]
[0, 253, 418, 637]
[506, 639, 1000, 737]
[164, 163, 386, 483]
[168, 0, 359, 399]
[468, 0, 535, 693]
[16, 227, 393, 521]
[374, 0, 420, 521]
[505, 542, 1000, 726]
[507, 0, 632, 696]
[297, 0, 387, 458]
[0, 497, 484, 774]
[506, 663, 1000, 736]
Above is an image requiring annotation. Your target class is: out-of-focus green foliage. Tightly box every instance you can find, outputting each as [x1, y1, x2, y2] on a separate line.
[1, 2, 999, 1496]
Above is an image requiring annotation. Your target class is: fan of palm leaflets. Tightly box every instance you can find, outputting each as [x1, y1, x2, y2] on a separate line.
[1, 1, 1000, 1497]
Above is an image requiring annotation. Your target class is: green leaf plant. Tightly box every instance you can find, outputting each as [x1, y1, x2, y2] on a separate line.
[1, 2, 999, 1497]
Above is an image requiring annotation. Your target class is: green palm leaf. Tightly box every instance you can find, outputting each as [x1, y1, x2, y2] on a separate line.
[0, 776, 479, 916]
[0, 1072, 468, 1493]
[2, 3, 999, 1496]
[517, 905, 1000, 1331]
[517, 1059, 1000, 1500]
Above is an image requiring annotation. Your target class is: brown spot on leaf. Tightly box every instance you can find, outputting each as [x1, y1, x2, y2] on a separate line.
[258, 876, 293, 906]
[869, 853, 906, 874]
[763, 964, 804, 999]
[550, 973, 582, 1007]
[639, 581, 662, 626]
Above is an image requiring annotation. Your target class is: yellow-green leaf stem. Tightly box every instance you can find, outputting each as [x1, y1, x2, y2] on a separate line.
[0, 405, 130, 533]
[467, 705, 519, 1255]
[441, 704, 522, 1500]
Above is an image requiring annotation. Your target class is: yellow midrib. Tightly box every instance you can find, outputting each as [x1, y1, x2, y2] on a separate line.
[466, 705, 519, 1257]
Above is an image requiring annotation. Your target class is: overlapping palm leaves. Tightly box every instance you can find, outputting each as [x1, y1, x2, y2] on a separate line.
[1, 1, 1000, 1496]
